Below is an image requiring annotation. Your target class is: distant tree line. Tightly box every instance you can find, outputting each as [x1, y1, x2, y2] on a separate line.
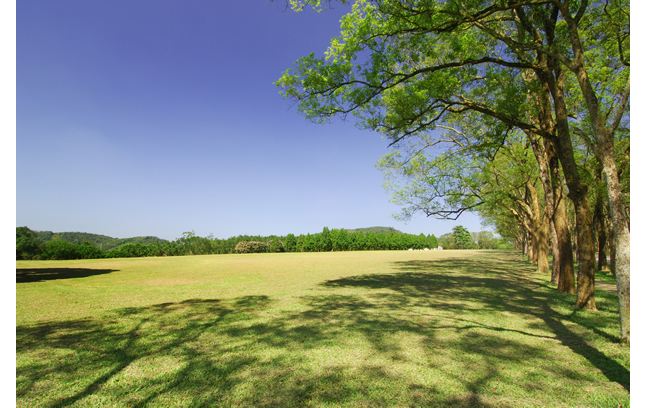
[16, 225, 510, 260]
[437, 226, 512, 250]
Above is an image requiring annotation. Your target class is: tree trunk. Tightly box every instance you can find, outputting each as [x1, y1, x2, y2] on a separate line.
[527, 232, 535, 262]
[554, 194, 575, 294]
[549, 220, 560, 284]
[520, 235, 526, 255]
[609, 223, 617, 276]
[597, 228, 608, 272]
[526, 182, 549, 275]
[572, 203, 596, 310]
[528, 134, 561, 280]
[549, 67, 596, 310]
[560, 4, 628, 336]
[548, 142, 575, 294]
[537, 220, 550, 276]
[594, 201, 609, 272]
[600, 147, 630, 343]
[613, 224, 630, 343]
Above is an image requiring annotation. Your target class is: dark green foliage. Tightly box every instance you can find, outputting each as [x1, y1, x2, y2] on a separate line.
[172, 232, 213, 256]
[75, 243, 105, 259]
[18, 226, 505, 260]
[43, 232, 115, 249]
[428, 234, 438, 249]
[33, 231, 168, 251]
[40, 240, 80, 260]
[16, 227, 42, 260]
[284, 234, 298, 252]
[106, 243, 156, 259]
[452, 226, 475, 249]
[268, 240, 286, 253]
[320, 227, 332, 251]
[41, 240, 103, 260]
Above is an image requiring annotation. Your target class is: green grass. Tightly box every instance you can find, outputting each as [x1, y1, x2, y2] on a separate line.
[16, 250, 629, 407]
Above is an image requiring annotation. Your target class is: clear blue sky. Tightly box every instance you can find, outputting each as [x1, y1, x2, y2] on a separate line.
[17, 0, 484, 240]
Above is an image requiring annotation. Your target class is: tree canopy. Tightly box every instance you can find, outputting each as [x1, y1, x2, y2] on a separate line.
[278, 0, 630, 342]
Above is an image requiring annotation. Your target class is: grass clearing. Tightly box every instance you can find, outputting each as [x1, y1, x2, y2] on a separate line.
[17, 250, 629, 407]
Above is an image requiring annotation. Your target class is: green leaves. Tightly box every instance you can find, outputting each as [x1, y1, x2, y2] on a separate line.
[278, 0, 629, 249]
[277, 0, 542, 144]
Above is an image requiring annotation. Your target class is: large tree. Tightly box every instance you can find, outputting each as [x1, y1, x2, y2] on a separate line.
[278, 0, 629, 341]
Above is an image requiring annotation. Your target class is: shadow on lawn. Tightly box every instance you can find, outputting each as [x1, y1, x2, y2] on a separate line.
[16, 268, 117, 283]
[325, 257, 629, 391]
[17, 254, 629, 407]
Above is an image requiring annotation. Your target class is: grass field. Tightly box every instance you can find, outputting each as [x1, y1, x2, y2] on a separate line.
[16, 250, 629, 407]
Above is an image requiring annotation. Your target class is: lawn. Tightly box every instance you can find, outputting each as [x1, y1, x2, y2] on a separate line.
[16, 250, 629, 407]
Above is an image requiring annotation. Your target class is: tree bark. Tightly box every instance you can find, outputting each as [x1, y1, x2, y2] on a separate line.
[547, 140, 576, 294]
[537, 220, 550, 276]
[593, 195, 609, 272]
[554, 194, 575, 294]
[527, 232, 535, 263]
[572, 203, 597, 310]
[527, 183, 550, 275]
[600, 145, 630, 342]
[549, 69, 596, 310]
[549, 221, 560, 284]
[528, 135, 560, 280]
[609, 222, 617, 276]
[528, 134, 576, 288]
[597, 227, 608, 272]
[518, 30, 576, 290]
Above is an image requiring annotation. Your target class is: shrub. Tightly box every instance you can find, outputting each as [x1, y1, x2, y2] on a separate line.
[268, 240, 285, 253]
[41, 240, 83, 260]
[76, 242, 105, 259]
[234, 241, 269, 254]
[107, 243, 154, 258]
[16, 227, 42, 260]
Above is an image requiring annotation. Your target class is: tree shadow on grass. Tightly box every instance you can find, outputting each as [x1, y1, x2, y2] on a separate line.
[17, 296, 271, 407]
[16, 268, 117, 283]
[19, 294, 456, 407]
[324, 257, 629, 392]
[16, 254, 629, 407]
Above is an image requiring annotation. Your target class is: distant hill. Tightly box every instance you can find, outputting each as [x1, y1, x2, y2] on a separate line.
[33, 230, 168, 250]
[344, 226, 403, 234]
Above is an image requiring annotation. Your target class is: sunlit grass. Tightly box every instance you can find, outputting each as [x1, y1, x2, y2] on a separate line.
[17, 250, 629, 407]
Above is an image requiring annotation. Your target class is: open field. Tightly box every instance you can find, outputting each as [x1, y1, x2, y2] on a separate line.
[17, 250, 628, 407]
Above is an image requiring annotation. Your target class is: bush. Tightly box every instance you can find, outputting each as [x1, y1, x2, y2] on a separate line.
[268, 240, 285, 253]
[234, 241, 269, 254]
[16, 227, 42, 260]
[76, 242, 105, 259]
[107, 243, 154, 258]
[41, 240, 83, 260]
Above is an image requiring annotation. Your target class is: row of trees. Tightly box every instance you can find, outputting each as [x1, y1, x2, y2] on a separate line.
[279, 1, 629, 341]
[17, 225, 511, 259]
[20, 226, 502, 260]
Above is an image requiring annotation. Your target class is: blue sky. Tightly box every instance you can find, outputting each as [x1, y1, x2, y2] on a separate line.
[17, 0, 484, 240]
